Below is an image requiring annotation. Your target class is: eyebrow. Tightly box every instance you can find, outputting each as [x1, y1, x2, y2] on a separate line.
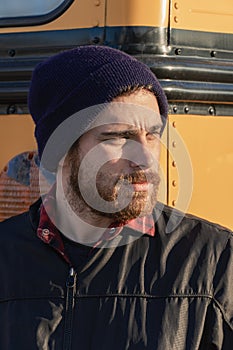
[99, 130, 138, 138]
[99, 125, 163, 138]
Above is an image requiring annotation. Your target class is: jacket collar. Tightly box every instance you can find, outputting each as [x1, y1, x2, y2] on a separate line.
[29, 192, 155, 264]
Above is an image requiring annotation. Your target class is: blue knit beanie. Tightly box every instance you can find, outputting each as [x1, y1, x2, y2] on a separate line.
[28, 45, 168, 170]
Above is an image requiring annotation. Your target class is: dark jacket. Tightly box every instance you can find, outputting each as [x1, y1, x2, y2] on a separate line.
[0, 200, 232, 350]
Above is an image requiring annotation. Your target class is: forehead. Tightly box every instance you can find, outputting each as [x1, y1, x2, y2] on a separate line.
[90, 92, 162, 133]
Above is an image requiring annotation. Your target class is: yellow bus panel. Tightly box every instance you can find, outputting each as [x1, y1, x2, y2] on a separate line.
[170, 0, 233, 34]
[168, 115, 233, 230]
[0, 115, 36, 170]
[106, 0, 169, 27]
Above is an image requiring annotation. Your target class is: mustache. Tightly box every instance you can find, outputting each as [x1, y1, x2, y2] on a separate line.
[117, 170, 160, 185]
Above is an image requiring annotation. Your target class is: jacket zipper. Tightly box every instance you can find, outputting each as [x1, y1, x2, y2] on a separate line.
[63, 267, 77, 350]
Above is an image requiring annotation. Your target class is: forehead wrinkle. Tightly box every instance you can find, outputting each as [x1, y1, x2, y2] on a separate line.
[98, 122, 163, 134]
[90, 101, 161, 129]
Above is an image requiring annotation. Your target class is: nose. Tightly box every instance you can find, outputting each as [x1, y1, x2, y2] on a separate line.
[127, 140, 155, 170]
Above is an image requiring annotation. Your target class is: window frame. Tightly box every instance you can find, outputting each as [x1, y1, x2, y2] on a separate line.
[0, 0, 74, 28]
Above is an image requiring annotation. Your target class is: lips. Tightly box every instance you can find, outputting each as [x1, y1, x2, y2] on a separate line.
[115, 170, 158, 191]
[131, 182, 150, 191]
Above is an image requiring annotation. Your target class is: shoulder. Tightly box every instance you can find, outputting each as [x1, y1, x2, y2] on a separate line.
[154, 202, 233, 328]
[0, 199, 41, 241]
[154, 201, 232, 244]
[0, 211, 31, 238]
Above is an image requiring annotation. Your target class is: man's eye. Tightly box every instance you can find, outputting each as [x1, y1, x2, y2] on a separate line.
[103, 138, 127, 145]
[147, 131, 161, 140]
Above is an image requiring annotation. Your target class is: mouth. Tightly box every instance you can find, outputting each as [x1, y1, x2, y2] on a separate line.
[131, 182, 150, 192]
[115, 171, 156, 192]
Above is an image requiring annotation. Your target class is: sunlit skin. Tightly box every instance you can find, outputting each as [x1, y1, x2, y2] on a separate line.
[56, 89, 162, 242]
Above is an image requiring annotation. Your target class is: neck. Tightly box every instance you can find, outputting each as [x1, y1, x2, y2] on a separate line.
[55, 181, 113, 245]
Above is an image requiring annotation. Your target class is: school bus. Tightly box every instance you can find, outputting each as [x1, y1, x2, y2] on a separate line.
[0, 0, 232, 229]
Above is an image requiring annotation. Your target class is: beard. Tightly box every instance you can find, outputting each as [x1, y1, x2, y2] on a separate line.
[65, 155, 160, 225]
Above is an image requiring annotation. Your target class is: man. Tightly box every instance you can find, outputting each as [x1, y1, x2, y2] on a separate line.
[0, 46, 232, 349]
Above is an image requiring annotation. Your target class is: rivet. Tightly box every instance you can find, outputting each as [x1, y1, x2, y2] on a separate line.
[8, 49, 16, 57]
[7, 105, 17, 114]
[172, 141, 176, 148]
[208, 106, 215, 115]
[173, 106, 178, 113]
[184, 106, 189, 113]
[94, 0, 101, 5]
[92, 36, 100, 44]
[175, 48, 182, 55]
[172, 180, 177, 187]
[109, 227, 116, 234]
[172, 200, 176, 206]
[174, 2, 179, 9]
[172, 161, 177, 167]
[174, 16, 178, 23]
[42, 229, 50, 236]
[172, 121, 176, 128]
[211, 51, 217, 58]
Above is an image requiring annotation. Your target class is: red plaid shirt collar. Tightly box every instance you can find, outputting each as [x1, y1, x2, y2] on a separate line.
[37, 186, 155, 264]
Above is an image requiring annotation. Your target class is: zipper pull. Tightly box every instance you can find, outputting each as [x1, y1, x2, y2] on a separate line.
[66, 267, 76, 288]
[64, 267, 76, 350]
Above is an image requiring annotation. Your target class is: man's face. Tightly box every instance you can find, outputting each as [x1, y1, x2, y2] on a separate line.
[63, 89, 162, 224]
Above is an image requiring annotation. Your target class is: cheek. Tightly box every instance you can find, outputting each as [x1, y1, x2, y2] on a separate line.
[87, 145, 124, 171]
[150, 140, 161, 159]
[98, 159, 129, 175]
[154, 144, 161, 161]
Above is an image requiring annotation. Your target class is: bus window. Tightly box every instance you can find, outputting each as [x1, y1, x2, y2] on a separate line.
[0, 0, 74, 27]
